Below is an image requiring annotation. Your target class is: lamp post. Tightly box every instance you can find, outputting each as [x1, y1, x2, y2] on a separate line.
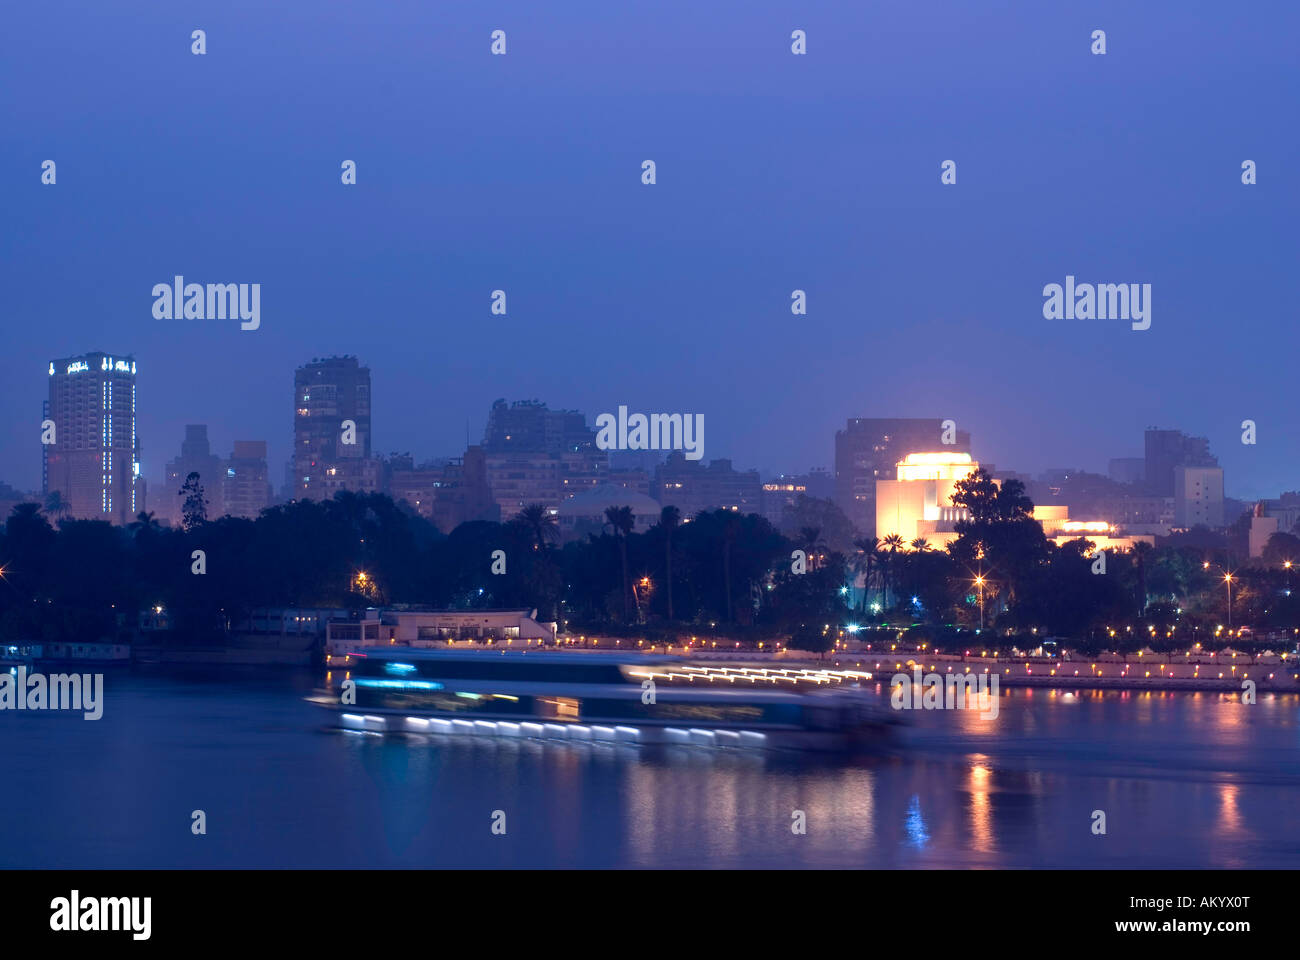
[974, 574, 986, 632]
[631, 576, 651, 623]
[1203, 561, 1234, 630]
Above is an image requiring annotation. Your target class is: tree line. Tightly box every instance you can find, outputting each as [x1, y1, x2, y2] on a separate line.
[2, 470, 1297, 653]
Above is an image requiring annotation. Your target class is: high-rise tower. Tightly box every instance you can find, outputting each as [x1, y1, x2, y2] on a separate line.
[45, 352, 142, 524]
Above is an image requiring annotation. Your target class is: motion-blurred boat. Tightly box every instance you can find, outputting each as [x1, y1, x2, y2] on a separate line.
[315, 649, 897, 752]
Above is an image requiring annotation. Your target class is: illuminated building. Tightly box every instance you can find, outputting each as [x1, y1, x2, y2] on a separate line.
[835, 418, 970, 536]
[1033, 510, 1154, 553]
[761, 479, 807, 527]
[325, 608, 557, 662]
[875, 452, 980, 546]
[45, 352, 143, 524]
[875, 452, 1153, 552]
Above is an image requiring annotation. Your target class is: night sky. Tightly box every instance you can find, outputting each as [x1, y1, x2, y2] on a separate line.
[3, 0, 1297, 499]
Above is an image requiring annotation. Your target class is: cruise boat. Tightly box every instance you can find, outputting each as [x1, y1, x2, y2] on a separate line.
[1, 644, 38, 671]
[316, 648, 897, 752]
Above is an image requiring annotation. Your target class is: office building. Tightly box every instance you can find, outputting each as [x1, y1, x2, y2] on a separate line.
[655, 454, 762, 517]
[480, 400, 608, 516]
[294, 356, 379, 498]
[224, 441, 272, 519]
[1174, 465, 1225, 529]
[760, 468, 835, 528]
[1144, 428, 1217, 497]
[389, 447, 497, 532]
[45, 352, 143, 524]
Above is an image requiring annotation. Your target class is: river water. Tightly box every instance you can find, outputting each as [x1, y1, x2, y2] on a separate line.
[2, 668, 1297, 868]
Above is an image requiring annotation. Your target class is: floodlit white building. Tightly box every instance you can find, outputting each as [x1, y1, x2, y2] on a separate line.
[326, 608, 557, 664]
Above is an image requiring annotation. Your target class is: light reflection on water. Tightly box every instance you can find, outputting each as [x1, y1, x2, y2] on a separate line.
[0, 669, 1297, 868]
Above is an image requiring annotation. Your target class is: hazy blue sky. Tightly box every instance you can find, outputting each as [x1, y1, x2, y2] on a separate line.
[3, 0, 1297, 499]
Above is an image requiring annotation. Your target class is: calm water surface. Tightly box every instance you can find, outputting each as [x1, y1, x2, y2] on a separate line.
[2, 668, 1297, 868]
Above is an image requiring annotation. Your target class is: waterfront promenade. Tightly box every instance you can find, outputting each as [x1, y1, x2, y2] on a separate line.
[353, 634, 1300, 693]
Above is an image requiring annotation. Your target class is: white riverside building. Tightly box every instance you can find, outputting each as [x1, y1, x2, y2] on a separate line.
[326, 608, 557, 665]
[555, 483, 662, 541]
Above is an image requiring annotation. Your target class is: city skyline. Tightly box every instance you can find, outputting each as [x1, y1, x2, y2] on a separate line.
[20, 350, 1268, 497]
[24, 351, 1260, 547]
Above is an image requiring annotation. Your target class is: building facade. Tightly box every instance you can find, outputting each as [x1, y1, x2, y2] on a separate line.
[293, 356, 379, 499]
[655, 454, 763, 518]
[161, 425, 224, 525]
[45, 352, 143, 524]
[875, 452, 1152, 553]
[875, 452, 980, 547]
[224, 440, 272, 519]
[1144, 428, 1217, 497]
[480, 400, 607, 517]
[555, 484, 662, 541]
[760, 469, 835, 527]
[388, 447, 497, 531]
[1174, 465, 1225, 528]
[835, 418, 970, 536]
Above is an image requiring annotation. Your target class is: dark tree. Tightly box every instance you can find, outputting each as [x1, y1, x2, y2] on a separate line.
[179, 472, 208, 531]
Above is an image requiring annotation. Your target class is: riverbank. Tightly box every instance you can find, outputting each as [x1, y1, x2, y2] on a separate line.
[316, 637, 1300, 693]
[816, 651, 1300, 692]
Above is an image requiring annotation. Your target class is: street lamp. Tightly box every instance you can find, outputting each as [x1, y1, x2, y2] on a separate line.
[974, 574, 986, 631]
[1203, 561, 1235, 630]
[631, 576, 651, 622]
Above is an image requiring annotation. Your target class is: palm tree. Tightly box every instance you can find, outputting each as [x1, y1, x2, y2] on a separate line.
[604, 505, 635, 621]
[880, 533, 906, 610]
[1134, 540, 1153, 616]
[43, 490, 69, 522]
[798, 526, 825, 571]
[659, 505, 681, 621]
[129, 511, 162, 536]
[852, 536, 880, 614]
[516, 503, 558, 552]
[910, 537, 931, 552]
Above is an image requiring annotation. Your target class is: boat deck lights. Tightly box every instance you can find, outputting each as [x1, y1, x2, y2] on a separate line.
[628, 666, 871, 686]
